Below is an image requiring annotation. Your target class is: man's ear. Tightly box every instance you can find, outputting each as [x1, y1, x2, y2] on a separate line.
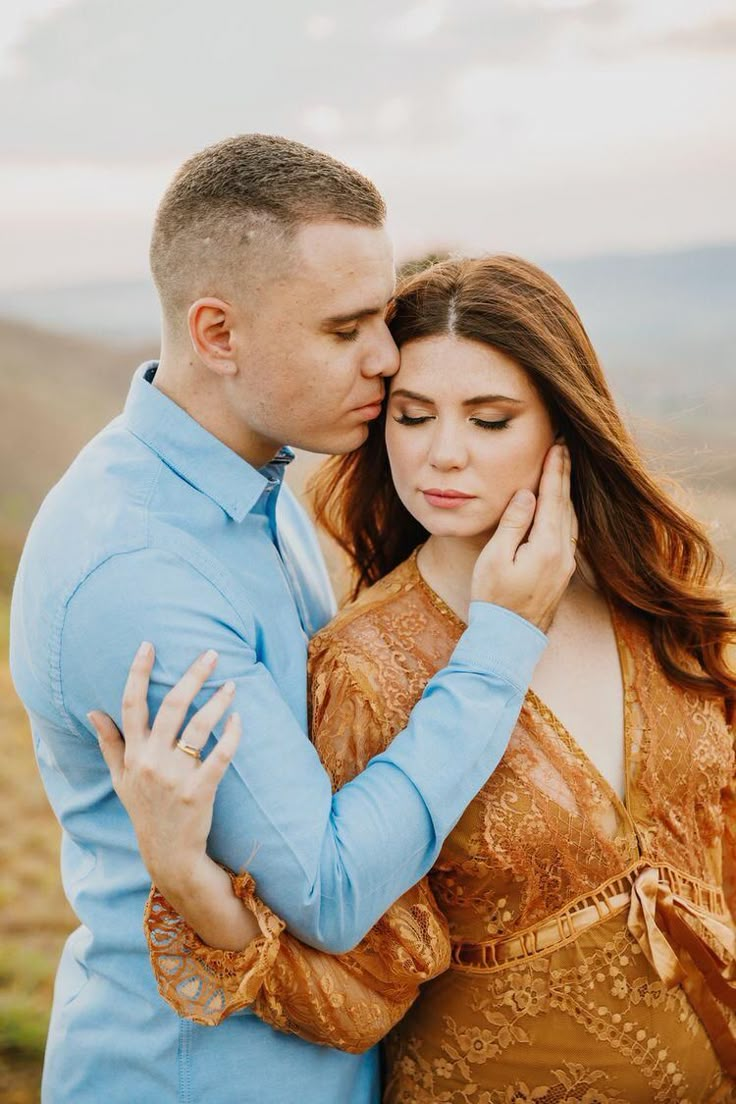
[187, 298, 238, 376]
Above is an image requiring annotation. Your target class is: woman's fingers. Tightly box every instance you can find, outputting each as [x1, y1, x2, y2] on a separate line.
[528, 442, 566, 548]
[202, 713, 242, 790]
[151, 649, 220, 747]
[481, 488, 537, 564]
[88, 711, 125, 787]
[179, 680, 237, 754]
[120, 641, 156, 746]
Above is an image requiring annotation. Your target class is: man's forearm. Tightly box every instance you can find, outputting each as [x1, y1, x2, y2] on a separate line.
[209, 603, 546, 952]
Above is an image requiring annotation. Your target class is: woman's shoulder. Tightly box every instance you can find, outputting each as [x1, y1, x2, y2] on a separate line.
[309, 555, 421, 662]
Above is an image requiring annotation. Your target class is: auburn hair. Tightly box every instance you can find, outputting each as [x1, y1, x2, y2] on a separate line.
[312, 255, 735, 718]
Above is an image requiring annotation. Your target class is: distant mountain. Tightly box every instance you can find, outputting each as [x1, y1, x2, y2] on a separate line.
[1, 244, 733, 584]
[0, 279, 161, 344]
[546, 245, 736, 416]
[1, 242, 734, 418]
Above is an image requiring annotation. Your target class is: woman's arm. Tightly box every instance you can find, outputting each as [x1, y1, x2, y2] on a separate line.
[140, 641, 451, 1051]
[145, 868, 448, 1051]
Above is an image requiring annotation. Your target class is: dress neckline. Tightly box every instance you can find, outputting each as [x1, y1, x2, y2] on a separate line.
[408, 548, 641, 848]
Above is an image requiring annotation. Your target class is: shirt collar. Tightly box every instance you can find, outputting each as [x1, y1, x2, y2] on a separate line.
[122, 362, 294, 522]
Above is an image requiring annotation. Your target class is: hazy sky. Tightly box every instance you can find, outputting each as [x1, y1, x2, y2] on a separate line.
[1, 0, 735, 291]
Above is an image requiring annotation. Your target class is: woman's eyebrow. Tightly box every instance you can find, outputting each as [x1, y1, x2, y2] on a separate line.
[391, 388, 523, 405]
[391, 388, 435, 402]
[462, 394, 524, 406]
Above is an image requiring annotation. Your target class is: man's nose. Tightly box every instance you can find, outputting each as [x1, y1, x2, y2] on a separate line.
[364, 326, 400, 378]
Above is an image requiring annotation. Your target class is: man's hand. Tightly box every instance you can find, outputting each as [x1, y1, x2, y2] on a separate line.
[88, 644, 241, 895]
[470, 442, 577, 632]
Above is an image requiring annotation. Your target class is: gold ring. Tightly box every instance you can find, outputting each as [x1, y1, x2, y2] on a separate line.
[176, 740, 202, 760]
[570, 536, 578, 544]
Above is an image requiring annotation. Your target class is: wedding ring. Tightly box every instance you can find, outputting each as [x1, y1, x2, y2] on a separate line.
[176, 740, 202, 760]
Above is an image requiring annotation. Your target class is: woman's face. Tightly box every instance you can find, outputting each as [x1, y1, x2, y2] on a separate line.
[385, 335, 556, 542]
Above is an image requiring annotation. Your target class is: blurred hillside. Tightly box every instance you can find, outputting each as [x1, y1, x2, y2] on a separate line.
[1, 243, 734, 582]
[0, 323, 156, 589]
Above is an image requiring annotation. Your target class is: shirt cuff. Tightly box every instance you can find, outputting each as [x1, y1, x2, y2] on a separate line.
[450, 601, 548, 693]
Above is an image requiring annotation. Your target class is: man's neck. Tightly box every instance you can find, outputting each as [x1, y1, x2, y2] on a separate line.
[152, 354, 282, 469]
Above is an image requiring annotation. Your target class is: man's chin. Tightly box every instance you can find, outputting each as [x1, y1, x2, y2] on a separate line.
[296, 424, 370, 457]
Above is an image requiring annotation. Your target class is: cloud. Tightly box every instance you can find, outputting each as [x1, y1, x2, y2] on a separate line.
[0, 0, 456, 157]
[655, 15, 736, 55]
[0, 0, 651, 161]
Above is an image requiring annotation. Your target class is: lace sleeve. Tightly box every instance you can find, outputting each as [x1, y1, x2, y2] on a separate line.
[144, 639, 450, 1049]
[145, 870, 284, 1024]
[721, 708, 736, 919]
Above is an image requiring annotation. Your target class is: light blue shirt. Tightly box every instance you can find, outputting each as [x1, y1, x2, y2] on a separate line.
[10, 363, 547, 1104]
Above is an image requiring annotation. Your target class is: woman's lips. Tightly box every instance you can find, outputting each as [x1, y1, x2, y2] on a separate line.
[421, 489, 476, 509]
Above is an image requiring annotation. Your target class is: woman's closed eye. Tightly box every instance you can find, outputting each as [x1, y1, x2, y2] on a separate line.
[394, 413, 432, 426]
[471, 417, 510, 431]
[393, 413, 511, 430]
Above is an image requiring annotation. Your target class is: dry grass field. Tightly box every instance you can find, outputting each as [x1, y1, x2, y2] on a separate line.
[0, 594, 77, 1103]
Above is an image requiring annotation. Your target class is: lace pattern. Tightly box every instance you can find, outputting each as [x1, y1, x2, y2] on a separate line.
[145, 552, 736, 1099]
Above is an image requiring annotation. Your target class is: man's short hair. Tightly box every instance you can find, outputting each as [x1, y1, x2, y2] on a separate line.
[150, 133, 386, 323]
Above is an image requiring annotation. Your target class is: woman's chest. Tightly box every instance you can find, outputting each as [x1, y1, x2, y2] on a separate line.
[427, 664, 732, 940]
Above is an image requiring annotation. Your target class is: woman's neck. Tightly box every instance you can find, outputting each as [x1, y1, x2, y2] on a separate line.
[416, 533, 598, 625]
[415, 535, 486, 623]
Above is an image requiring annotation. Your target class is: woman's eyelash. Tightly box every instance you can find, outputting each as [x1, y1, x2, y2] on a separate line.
[335, 329, 359, 342]
[394, 414, 511, 430]
[472, 418, 510, 430]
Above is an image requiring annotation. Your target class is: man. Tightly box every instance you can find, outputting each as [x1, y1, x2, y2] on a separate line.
[10, 134, 574, 1103]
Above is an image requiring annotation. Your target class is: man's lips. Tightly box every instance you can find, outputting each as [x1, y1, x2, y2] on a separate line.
[421, 489, 476, 509]
[354, 398, 384, 419]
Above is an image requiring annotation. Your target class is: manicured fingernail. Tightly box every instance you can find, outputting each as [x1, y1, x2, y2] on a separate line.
[203, 649, 218, 666]
[137, 641, 152, 659]
[86, 711, 98, 726]
[223, 680, 236, 695]
[230, 712, 241, 727]
[512, 490, 535, 508]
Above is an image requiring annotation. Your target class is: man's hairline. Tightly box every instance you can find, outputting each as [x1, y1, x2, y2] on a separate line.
[157, 212, 389, 325]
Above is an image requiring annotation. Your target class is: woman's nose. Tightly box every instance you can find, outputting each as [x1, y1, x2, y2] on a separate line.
[428, 424, 467, 470]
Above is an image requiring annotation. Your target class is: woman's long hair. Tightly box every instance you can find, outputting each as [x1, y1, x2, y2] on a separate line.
[312, 255, 735, 716]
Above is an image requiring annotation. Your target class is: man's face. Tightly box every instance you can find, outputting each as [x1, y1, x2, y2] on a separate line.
[232, 221, 399, 457]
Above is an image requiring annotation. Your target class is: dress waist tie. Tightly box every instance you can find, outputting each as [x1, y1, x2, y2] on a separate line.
[628, 865, 736, 1075]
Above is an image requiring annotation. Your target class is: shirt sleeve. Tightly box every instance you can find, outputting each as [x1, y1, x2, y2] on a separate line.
[143, 643, 450, 1050]
[61, 546, 546, 953]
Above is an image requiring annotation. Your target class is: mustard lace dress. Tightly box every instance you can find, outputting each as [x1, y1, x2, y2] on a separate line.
[146, 553, 736, 1104]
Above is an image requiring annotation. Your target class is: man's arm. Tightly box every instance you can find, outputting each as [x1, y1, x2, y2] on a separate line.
[84, 444, 576, 952]
[67, 552, 540, 952]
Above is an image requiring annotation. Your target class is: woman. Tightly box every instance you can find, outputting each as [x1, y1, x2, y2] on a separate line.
[103, 256, 736, 1101]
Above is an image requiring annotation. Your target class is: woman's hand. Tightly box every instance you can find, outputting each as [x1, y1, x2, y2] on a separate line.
[471, 442, 578, 632]
[88, 644, 241, 897]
